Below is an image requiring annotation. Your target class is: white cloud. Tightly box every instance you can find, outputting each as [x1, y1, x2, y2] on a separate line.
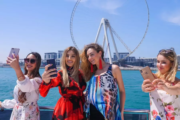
[162, 9, 180, 26]
[66, 0, 123, 15]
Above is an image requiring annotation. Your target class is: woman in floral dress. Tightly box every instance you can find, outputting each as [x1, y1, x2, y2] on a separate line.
[0, 52, 42, 120]
[142, 48, 180, 120]
[39, 46, 86, 120]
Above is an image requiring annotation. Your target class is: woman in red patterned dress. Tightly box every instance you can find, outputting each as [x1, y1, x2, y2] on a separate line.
[39, 46, 86, 120]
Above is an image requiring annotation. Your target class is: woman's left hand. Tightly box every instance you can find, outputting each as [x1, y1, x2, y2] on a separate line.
[152, 79, 167, 90]
[6, 54, 20, 70]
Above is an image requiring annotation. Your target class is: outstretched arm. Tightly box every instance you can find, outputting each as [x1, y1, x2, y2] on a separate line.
[153, 78, 180, 95]
[0, 99, 16, 109]
[112, 65, 126, 120]
[6, 54, 25, 81]
[39, 65, 62, 97]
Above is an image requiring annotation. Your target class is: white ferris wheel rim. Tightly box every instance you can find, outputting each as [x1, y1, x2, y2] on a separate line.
[70, 0, 150, 61]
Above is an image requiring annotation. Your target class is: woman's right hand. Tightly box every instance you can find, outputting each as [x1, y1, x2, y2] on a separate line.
[42, 64, 57, 84]
[142, 79, 155, 93]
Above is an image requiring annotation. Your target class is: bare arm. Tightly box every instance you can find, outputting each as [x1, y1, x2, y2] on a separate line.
[112, 65, 125, 120]
[153, 78, 180, 95]
[6, 54, 25, 81]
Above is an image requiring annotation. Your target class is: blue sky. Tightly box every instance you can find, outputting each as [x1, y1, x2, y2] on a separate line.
[0, 0, 180, 63]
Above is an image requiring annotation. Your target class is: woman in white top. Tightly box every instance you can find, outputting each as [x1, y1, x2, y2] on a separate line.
[0, 52, 42, 120]
[142, 48, 180, 120]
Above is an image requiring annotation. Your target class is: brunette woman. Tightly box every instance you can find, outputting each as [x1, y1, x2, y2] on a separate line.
[0, 52, 42, 120]
[81, 43, 126, 120]
[39, 46, 86, 120]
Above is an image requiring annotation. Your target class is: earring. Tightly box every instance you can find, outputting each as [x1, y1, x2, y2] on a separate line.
[91, 64, 93, 72]
[99, 59, 103, 69]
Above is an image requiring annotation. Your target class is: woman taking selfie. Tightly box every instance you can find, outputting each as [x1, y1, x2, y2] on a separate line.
[39, 46, 86, 120]
[81, 43, 125, 120]
[0, 52, 42, 120]
[142, 48, 180, 120]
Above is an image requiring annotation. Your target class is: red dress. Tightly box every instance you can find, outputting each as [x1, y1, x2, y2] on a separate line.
[39, 70, 86, 120]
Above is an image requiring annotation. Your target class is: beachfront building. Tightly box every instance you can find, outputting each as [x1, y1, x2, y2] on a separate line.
[113, 52, 129, 61]
[58, 51, 64, 59]
[126, 56, 136, 62]
[139, 58, 157, 67]
[44, 52, 57, 60]
[178, 55, 180, 65]
[104, 58, 114, 63]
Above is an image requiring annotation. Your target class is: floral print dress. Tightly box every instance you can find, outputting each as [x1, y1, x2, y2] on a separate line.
[1, 76, 42, 120]
[150, 86, 180, 120]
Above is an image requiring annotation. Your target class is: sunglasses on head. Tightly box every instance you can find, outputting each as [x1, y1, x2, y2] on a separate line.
[24, 58, 36, 64]
[159, 48, 174, 54]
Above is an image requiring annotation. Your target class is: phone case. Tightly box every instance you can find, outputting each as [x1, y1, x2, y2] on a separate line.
[9, 48, 20, 58]
[140, 66, 155, 81]
[47, 59, 57, 77]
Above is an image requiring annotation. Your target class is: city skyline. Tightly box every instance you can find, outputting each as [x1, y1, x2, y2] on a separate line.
[0, 0, 180, 63]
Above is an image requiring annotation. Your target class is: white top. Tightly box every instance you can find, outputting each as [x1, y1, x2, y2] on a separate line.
[2, 75, 42, 108]
[150, 88, 180, 120]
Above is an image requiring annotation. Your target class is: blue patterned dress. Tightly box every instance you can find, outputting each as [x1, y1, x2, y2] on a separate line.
[84, 64, 121, 120]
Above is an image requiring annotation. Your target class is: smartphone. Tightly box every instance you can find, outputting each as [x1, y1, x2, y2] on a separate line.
[140, 66, 155, 81]
[47, 59, 57, 77]
[9, 48, 20, 58]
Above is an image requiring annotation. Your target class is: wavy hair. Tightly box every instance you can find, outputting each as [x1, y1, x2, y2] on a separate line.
[80, 43, 104, 81]
[19, 52, 41, 103]
[156, 48, 178, 82]
[60, 46, 80, 87]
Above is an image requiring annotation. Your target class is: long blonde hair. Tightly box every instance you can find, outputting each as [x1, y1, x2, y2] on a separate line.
[60, 46, 80, 87]
[156, 48, 178, 82]
[80, 43, 104, 81]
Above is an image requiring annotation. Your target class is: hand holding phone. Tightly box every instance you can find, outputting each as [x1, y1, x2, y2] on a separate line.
[47, 59, 57, 77]
[140, 66, 156, 92]
[7, 48, 20, 69]
[140, 66, 155, 81]
[9, 48, 20, 58]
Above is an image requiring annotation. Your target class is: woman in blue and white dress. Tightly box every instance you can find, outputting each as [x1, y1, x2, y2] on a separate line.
[80, 43, 126, 120]
[0, 52, 42, 120]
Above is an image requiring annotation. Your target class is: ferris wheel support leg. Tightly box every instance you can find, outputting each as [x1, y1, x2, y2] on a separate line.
[108, 24, 120, 61]
[103, 21, 112, 64]
[95, 22, 103, 43]
[103, 35, 106, 49]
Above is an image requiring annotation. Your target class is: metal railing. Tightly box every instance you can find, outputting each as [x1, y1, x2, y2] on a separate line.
[1, 106, 150, 120]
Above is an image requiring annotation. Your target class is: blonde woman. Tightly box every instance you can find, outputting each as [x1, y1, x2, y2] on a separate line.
[39, 46, 86, 120]
[142, 48, 180, 120]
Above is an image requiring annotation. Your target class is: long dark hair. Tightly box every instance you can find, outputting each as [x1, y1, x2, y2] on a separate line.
[18, 52, 41, 103]
[80, 43, 104, 81]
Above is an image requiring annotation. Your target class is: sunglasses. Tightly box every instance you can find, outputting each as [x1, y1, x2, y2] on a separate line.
[159, 48, 174, 54]
[24, 58, 36, 64]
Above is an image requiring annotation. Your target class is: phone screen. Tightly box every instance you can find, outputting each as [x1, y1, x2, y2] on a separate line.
[47, 59, 57, 77]
[9, 48, 20, 58]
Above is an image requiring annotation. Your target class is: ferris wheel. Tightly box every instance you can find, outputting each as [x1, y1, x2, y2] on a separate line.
[70, 0, 150, 63]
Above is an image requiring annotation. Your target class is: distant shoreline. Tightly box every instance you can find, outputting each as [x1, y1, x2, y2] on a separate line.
[1, 66, 180, 71]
